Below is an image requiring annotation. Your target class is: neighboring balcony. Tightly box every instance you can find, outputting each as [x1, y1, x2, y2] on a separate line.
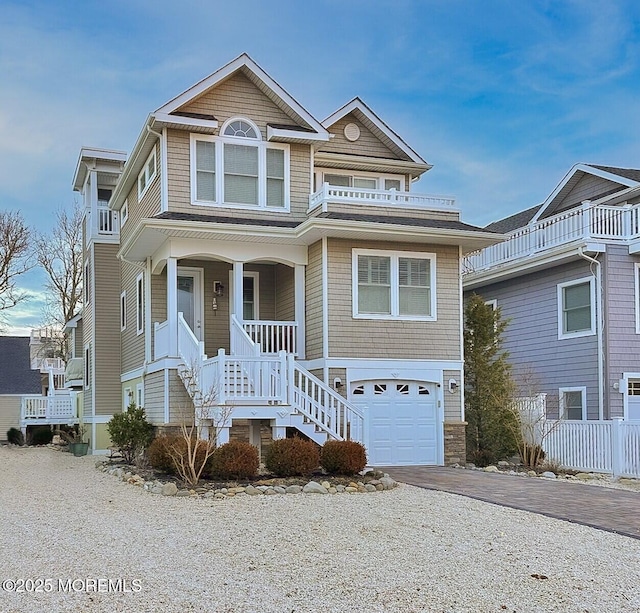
[86, 202, 119, 242]
[464, 202, 640, 275]
[308, 183, 457, 215]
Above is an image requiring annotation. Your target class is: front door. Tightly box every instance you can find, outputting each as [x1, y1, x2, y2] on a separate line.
[177, 267, 204, 341]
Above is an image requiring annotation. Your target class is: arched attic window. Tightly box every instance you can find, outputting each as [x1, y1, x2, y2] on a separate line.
[222, 118, 260, 139]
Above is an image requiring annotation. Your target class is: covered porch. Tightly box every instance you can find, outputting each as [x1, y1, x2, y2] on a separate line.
[151, 238, 307, 361]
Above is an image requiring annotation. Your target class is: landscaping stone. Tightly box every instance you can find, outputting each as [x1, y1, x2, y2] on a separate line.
[321, 481, 331, 489]
[484, 465, 499, 473]
[245, 485, 260, 496]
[345, 486, 358, 493]
[285, 485, 302, 494]
[274, 486, 286, 495]
[161, 482, 178, 496]
[303, 481, 328, 494]
[365, 484, 377, 492]
[379, 476, 396, 490]
[541, 471, 557, 479]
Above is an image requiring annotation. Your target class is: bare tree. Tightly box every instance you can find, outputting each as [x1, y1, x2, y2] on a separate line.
[0, 210, 33, 322]
[35, 202, 83, 329]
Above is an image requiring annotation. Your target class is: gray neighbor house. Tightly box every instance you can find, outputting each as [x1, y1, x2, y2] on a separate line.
[464, 163, 640, 423]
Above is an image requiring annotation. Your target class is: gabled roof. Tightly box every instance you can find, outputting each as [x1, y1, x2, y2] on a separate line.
[321, 97, 430, 167]
[156, 53, 329, 138]
[531, 163, 640, 223]
[484, 204, 541, 233]
[110, 54, 331, 211]
[0, 337, 41, 395]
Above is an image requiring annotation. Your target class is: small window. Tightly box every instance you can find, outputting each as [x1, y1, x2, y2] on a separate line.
[560, 387, 586, 420]
[223, 119, 259, 139]
[138, 148, 157, 198]
[629, 380, 640, 396]
[84, 260, 90, 303]
[120, 291, 127, 331]
[136, 382, 144, 408]
[123, 387, 132, 411]
[397, 384, 409, 395]
[558, 278, 595, 339]
[195, 140, 216, 201]
[136, 273, 144, 335]
[418, 385, 430, 395]
[352, 385, 365, 395]
[121, 199, 129, 226]
[374, 384, 387, 395]
[84, 345, 91, 388]
[385, 178, 402, 191]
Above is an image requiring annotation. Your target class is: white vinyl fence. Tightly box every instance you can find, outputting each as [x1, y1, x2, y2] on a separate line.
[542, 418, 640, 478]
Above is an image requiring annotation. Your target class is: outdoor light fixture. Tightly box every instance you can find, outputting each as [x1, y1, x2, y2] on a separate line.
[448, 378, 459, 393]
[213, 281, 224, 297]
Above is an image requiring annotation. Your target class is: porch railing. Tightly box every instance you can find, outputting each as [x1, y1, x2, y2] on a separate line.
[154, 320, 170, 359]
[21, 393, 76, 422]
[308, 183, 457, 214]
[465, 202, 640, 273]
[243, 320, 298, 355]
[31, 357, 65, 372]
[230, 315, 260, 357]
[97, 205, 119, 235]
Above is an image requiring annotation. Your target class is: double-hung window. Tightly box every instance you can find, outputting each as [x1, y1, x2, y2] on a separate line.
[353, 249, 436, 320]
[136, 273, 144, 336]
[191, 118, 289, 210]
[138, 149, 157, 199]
[557, 277, 595, 339]
[559, 387, 586, 420]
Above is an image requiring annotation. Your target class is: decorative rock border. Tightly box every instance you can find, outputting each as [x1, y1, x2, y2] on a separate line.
[95, 461, 399, 498]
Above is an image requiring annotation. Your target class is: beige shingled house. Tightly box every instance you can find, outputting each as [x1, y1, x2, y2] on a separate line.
[70, 54, 498, 465]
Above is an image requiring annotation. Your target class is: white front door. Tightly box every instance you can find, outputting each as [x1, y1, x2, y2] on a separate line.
[177, 267, 204, 341]
[351, 380, 440, 466]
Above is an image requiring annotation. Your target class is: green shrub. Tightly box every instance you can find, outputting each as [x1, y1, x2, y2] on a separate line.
[264, 437, 320, 477]
[30, 426, 53, 446]
[209, 441, 259, 480]
[320, 440, 367, 475]
[6, 427, 24, 445]
[107, 403, 154, 464]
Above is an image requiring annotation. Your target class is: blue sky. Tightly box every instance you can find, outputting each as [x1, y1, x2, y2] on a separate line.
[2, 0, 640, 333]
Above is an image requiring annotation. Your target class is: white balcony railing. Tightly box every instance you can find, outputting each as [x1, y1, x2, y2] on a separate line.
[308, 183, 456, 214]
[31, 357, 65, 372]
[97, 205, 119, 235]
[465, 202, 640, 274]
[21, 393, 76, 423]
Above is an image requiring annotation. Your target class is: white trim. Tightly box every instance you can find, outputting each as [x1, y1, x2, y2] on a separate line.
[145, 258, 152, 362]
[136, 272, 144, 336]
[160, 128, 168, 213]
[352, 248, 437, 321]
[635, 263, 640, 334]
[121, 199, 129, 226]
[301, 357, 463, 372]
[221, 116, 261, 140]
[294, 264, 306, 359]
[321, 237, 329, 384]
[83, 259, 90, 304]
[84, 343, 91, 388]
[559, 386, 587, 420]
[557, 276, 596, 339]
[136, 382, 144, 408]
[190, 133, 290, 211]
[146, 358, 182, 374]
[164, 369, 170, 423]
[120, 367, 145, 383]
[485, 299, 497, 310]
[123, 387, 133, 411]
[120, 291, 127, 331]
[137, 147, 157, 200]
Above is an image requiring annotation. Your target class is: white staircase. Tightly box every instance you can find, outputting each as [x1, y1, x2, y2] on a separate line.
[175, 313, 364, 445]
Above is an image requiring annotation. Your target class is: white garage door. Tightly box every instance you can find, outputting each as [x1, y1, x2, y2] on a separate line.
[351, 380, 440, 466]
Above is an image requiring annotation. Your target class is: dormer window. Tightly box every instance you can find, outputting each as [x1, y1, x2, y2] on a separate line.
[191, 117, 289, 210]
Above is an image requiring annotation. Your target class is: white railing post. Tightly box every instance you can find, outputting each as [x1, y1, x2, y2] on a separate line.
[217, 348, 226, 406]
[611, 417, 624, 478]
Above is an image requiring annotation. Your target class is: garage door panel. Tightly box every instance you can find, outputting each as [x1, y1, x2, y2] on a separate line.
[351, 380, 441, 466]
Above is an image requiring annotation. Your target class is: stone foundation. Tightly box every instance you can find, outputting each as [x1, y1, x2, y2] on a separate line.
[443, 421, 467, 465]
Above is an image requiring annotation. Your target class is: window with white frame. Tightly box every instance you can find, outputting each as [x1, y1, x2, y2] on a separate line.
[559, 387, 586, 420]
[136, 273, 144, 335]
[318, 170, 404, 192]
[191, 118, 289, 210]
[84, 260, 90, 303]
[121, 199, 129, 226]
[353, 249, 436, 320]
[123, 387, 132, 411]
[557, 277, 595, 339]
[138, 148, 157, 199]
[120, 291, 127, 331]
[136, 382, 144, 408]
[635, 263, 640, 334]
[84, 344, 91, 388]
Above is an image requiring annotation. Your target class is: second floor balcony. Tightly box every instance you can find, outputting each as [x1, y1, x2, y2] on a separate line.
[308, 183, 457, 216]
[465, 202, 640, 275]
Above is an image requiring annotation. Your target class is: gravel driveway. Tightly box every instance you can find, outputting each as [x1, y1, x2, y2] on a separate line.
[1, 446, 639, 613]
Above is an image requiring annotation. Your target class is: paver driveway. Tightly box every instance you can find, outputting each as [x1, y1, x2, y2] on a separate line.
[381, 466, 640, 540]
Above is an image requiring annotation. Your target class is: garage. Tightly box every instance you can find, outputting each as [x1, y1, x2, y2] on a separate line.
[350, 380, 441, 466]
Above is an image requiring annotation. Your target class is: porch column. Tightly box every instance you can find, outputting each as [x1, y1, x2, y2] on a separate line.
[167, 257, 178, 357]
[294, 264, 306, 359]
[232, 261, 244, 321]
